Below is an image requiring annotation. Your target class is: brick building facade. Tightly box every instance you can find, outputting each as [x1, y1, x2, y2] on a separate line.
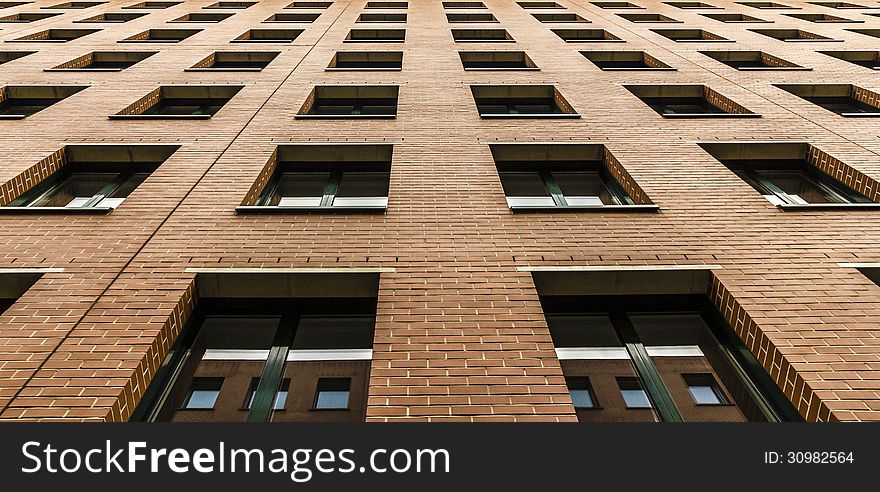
[1, 0, 880, 422]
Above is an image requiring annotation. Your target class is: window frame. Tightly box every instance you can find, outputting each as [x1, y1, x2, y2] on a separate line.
[313, 377, 352, 410]
[566, 376, 600, 409]
[255, 168, 390, 210]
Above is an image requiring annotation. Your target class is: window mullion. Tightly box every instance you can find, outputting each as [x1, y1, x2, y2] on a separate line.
[749, 170, 794, 205]
[257, 171, 283, 206]
[247, 313, 297, 422]
[86, 172, 130, 208]
[540, 171, 567, 206]
[609, 311, 684, 423]
[321, 171, 342, 207]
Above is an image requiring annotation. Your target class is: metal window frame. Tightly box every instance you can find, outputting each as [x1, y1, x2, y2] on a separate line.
[736, 167, 868, 205]
[258, 169, 388, 208]
[507, 168, 635, 208]
[8, 170, 140, 208]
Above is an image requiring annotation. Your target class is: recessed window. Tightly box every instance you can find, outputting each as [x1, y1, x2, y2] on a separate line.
[491, 143, 655, 210]
[111, 85, 243, 119]
[170, 12, 233, 22]
[566, 377, 598, 409]
[592, 1, 643, 7]
[447, 12, 497, 22]
[345, 28, 405, 42]
[665, 2, 720, 8]
[776, 83, 880, 116]
[471, 85, 578, 118]
[737, 1, 798, 8]
[265, 12, 321, 22]
[48, 51, 157, 71]
[532, 12, 588, 22]
[452, 28, 513, 42]
[518, 1, 564, 8]
[366, 1, 408, 8]
[460, 51, 538, 70]
[0, 51, 34, 65]
[357, 12, 406, 22]
[245, 378, 290, 410]
[750, 28, 838, 41]
[182, 378, 224, 410]
[845, 28, 880, 39]
[286, 1, 332, 7]
[699, 142, 879, 209]
[314, 378, 351, 410]
[618, 378, 652, 409]
[239, 144, 392, 212]
[42, 1, 107, 9]
[684, 374, 728, 405]
[820, 50, 880, 69]
[76, 12, 146, 23]
[297, 85, 398, 118]
[204, 1, 255, 9]
[327, 51, 402, 70]
[0, 2, 33, 8]
[188, 51, 279, 71]
[553, 28, 622, 42]
[443, 1, 486, 8]
[786, 12, 858, 22]
[618, 13, 681, 22]
[233, 29, 303, 43]
[123, 2, 181, 9]
[652, 28, 731, 42]
[701, 50, 806, 70]
[0, 85, 86, 118]
[0, 12, 61, 22]
[809, 1, 872, 7]
[626, 84, 759, 118]
[121, 28, 201, 43]
[2, 144, 178, 212]
[11, 28, 100, 42]
[702, 13, 769, 22]
[582, 51, 673, 70]
[0, 272, 46, 317]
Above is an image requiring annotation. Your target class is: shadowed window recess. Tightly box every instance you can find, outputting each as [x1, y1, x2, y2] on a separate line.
[775, 84, 880, 116]
[700, 50, 806, 70]
[651, 28, 731, 41]
[345, 28, 405, 42]
[297, 85, 398, 118]
[626, 85, 759, 117]
[553, 28, 623, 42]
[48, 51, 157, 71]
[582, 51, 673, 70]
[471, 85, 579, 117]
[327, 51, 402, 70]
[188, 51, 279, 71]
[819, 50, 880, 69]
[459, 51, 538, 70]
[111, 85, 244, 119]
[0, 85, 86, 118]
[120, 28, 202, 43]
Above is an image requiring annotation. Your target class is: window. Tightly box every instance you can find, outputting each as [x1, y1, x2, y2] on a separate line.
[552, 28, 622, 42]
[471, 85, 579, 118]
[652, 28, 731, 42]
[490, 143, 656, 211]
[665, 2, 720, 8]
[592, 1, 643, 7]
[296, 85, 398, 118]
[618, 13, 681, 22]
[345, 28, 405, 42]
[701, 50, 806, 70]
[111, 85, 243, 119]
[76, 12, 147, 23]
[204, 1, 255, 8]
[749, 29, 839, 41]
[518, 1, 564, 8]
[265, 12, 321, 22]
[459, 51, 538, 70]
[239, 144, 392, 212]
[809, 1, 871, 7]
[327, 51, 403, 70]
[170, 12, 234, 22]
[582, 51, 673, 70]
[245, 378, 290, 410]
[0, 51, 34, 66]
[286, 1, 332, 7]
[443, 1, 486, 8]
[2, 144, 178, 212]
[43, 2, 107, 8]
[532, 13, 588, 22]
[452, 28, 513, 42]
[737, 1, 797, 8]
[447, 12, 497, 22]
[357, 13, 406, 22]
[233, 29, 303, 43]
[182, 378, 224, 409]
[0, 2, 32, 8]
[626, 85, 759, 117]
[49, 51, 156, 71]
[0, 271, 48, 317]
[786, 12, 855, 22]
[702, 13, 769, 22]
[566, 377, 598, 409]
[776, 84, 880, 116]
[699, 142, 880, 209]
[123, 2, 182, 9]
[0, 12, 61, 22]
[820, 50, 880, 69]
[0, 85, 86, 118]
[366, 2, 408, 8]
[120, 29, 202, 43]
[848, 29, 880, 39]
[684, 374, 728, 405]
[10, 28, 100, 42]
[188, 51, 278, 71]
[314, 379, 351, 409]
[618, 378, 652, 409]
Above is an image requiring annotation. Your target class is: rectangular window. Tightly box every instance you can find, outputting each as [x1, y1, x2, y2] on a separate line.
[749, 28, 839, 42]
[286, 1, 332, 7]
[618, 378, 652, 409]
[296, 85, 398, 118]
[49, 51, 156, 71]
[700, 50, 805, 70]
[358, 13, 406, 22]
[0, 271, 47, 317]
[171, 12, 234, 22]
[625, 84, 759, 117]
[447, 12, 497, 22]
[43, 2, 107, 8]
[809, 2, 871, 7]
[245, 378, 290, 410]
[123, 2, 182, 9]
[0, 12, 62, 22]
[684, 374, 728, 405]
[785, 13, 854, 22]
[120, 29, 202, 43]
[187, 51, 279, 71]
[702, 13, 768, 22]
[0, 51, 35, 66]
[204, 1, 255, 8]
[183, 378, 224, 409]
[566, 377, 598, 409]
[327, 51, 402, 70]
[592, 2, 643, 7]
[471, 85, 579, 118]
[665, 2, 720, 8]
[651, 28, 731, 42]
[582, 51, 673, 70]
[265, 12, 321, 22]
[345, 28, 405, 42]
[452, 28, 513, 42]
[533, 13, 588, 22]
[552, 28, 622, 42]
[314, 378, 351, 409]
[443, 1, 486, 8]
[366, 2, 408, 8]
[518, 1, 564, 8]
[459, 51, 537, 70]
[820, 50, 880, 69]
[233, 29, 303, 43]
[618, 13, 681, 22]
[111, 85, 244, 119]
[737, 1, 797, 8]
[10, 28, 100, 42]
[0, 85, 86, 118]
[775, 84, 880, 116]
[75, 12, 147, 22]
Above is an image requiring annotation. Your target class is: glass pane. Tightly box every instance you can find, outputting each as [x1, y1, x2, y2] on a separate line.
[754, 169, 849, 204]
[546, 314, 622, 348]
[292, 316, 375, 350]
[618, 378, 652, 408]
[96, 173, 149, 208]
[274, 379, 290, 410]
[315, 390, 350, 409]
[335, 172, 389, 198]
[183, 378, 223, 409]
[570, 389, 594, 408]
[499, 171, 548, 198]
[689, 385, 722, 405]
[553, 171, 618, 205]
[30, 173, 118, 207]
[271, 172, 330, 206]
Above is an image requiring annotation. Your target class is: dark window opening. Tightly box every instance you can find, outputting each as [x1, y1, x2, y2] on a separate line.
[0, 85, 86, 118]
[820, 50, 880, 69]
[553, 28, 622, 42]
[204, 1, 255, 9]
[189, 51, 279, 71]
[626, 84, 757, 117]
[112, 85, 243, 119]
[776, 83, 880, 116]
[43, 2, 106, 9]
[345, 28, 405, 42]
[518, 1, 564, 8]
[808, 2, 871, 7]
[447, 12, 497, 22]
[170, 12, 233, 22]
[665, 2, 720, 8]
[50, 51, 156, 70]
[443, 1, 486, 8]
[592, 1, 643, 8]
[471, 85, 578, 117]
[582, 51, 672, 70]
[750, 28, 836, 41]
[121, 29, 202, 42]
[297, 85, 398, 118]
[286, 1, 332, 8]
[701, 50, 804, 69]
[265, 12, 321, 22]
[0, 12, 61, 22]
[182, 378, 224, 410]
[366, 2, 408, 8]
[11, 28, 100, 42]
[233, 29, 303, 43]
[357, 12, 406, 22]
[702, 13, 768, 22]
[459, 51, 537, 70]
[532, 13, 588, 22]
[123, 2, 182, 9]
[684, 374, 728, 405]
[452, 28, 513, 42]
[652, 28, 730, 41]
[566, 377, 598, 409]
[76, 12, 146, 22]
[786, 12, 855, 22]
[314, 378, 351, 409]
[327, 51, 402, 70]
[0, 51, 34, 65]
[737, 1, 798, 8]
[618, 13, 680, 22]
